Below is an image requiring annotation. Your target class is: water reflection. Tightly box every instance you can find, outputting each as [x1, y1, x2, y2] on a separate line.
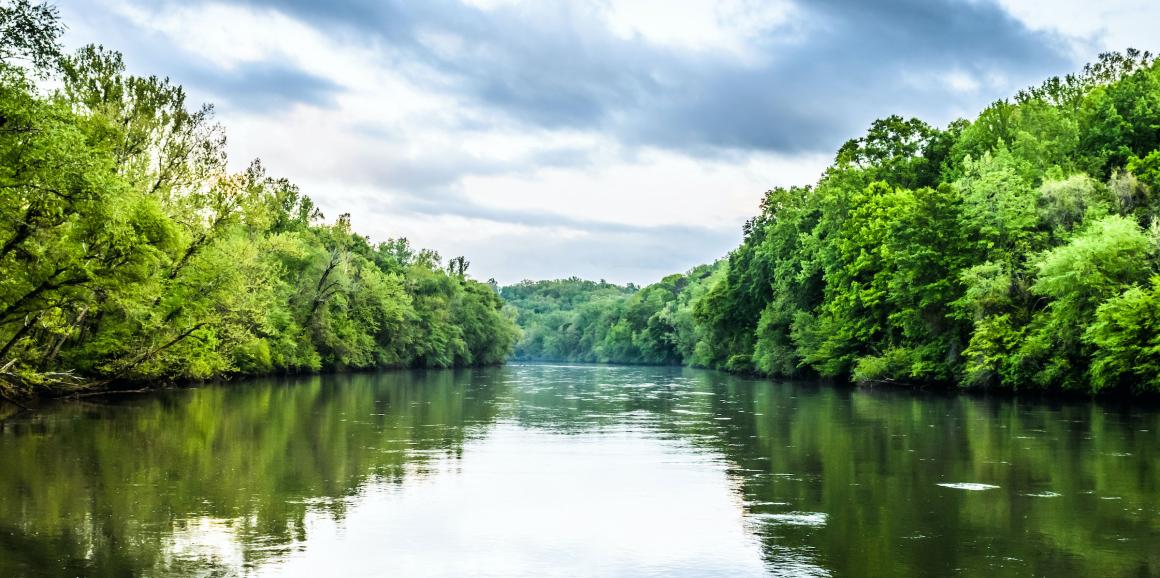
[1, 365, 1158, 576]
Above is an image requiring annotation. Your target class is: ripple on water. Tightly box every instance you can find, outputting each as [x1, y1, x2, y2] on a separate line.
[751, 512, 829, 527]
[937, 483, 1000, 491]
[745, 501, 793, 508]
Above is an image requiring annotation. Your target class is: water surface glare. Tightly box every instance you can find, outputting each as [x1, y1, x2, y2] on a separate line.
[1, 364, 1158, 577]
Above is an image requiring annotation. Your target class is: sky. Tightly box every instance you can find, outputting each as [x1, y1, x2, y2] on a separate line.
[54, 0, 1160, 285]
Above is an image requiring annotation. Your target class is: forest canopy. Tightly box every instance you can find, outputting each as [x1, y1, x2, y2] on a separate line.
[0, 1, 518, 397]
[504, 49, 1160, 395]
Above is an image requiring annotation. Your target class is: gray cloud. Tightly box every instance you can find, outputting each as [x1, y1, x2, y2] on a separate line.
[387, 192, 725, 239]
[54, 2, 345, 113]
[179, 61, 343, 112]
[198, 0, 1071, 155]
[350, 144, 598, 195]
[80, 0, 1075, 155]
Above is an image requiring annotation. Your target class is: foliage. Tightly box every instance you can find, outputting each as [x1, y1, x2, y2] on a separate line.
[508, 50, 1160, 394]
[501, 266, 720, 365]
[0, 4, 517, 396]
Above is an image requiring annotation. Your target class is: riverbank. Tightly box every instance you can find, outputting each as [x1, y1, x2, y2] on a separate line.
[507, 356, 1160, 401]
[0, 361, 512, 407]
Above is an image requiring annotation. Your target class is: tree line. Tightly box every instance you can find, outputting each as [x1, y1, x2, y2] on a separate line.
[501, 267, 720, 365]
[501, 264, 719, 364]
[0, 2, 519, 397]
[505, 50, 1160, 394]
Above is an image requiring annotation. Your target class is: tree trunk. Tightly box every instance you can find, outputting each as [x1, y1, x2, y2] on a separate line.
[0, 313, 40, 360]
[43, 305, 88, 366]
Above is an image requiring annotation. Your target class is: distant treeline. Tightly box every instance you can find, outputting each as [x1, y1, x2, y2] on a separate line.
[0, 2, 518, 397]
[505, 49, 1160, 394]
[501, 267, 719, 364]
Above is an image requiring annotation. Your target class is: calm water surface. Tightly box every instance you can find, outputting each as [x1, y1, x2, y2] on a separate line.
[1, 364, 1158, 577]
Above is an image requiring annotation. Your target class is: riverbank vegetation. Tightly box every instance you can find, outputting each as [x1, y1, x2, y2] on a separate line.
[0, 2, 518, 398]
[505, 50, 1160, 394]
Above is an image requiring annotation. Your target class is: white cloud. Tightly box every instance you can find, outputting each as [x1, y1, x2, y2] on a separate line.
[107, 1, 319, 70]
[942, 70, 981, 93]
[462, 147, 826, 229]
[996, 0, 1160, 57]
[603, 0, 796, 61]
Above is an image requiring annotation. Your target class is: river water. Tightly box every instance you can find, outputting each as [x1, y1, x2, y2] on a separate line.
[0, 364, 1157, 577]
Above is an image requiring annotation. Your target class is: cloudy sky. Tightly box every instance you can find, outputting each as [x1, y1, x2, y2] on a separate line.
[56, 0, 1159, 285]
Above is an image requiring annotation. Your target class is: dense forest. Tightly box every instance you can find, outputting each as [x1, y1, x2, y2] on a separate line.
[501, 266, 719, 364]
[505, 50, 1160, 394]
[0, 2, 518, 398]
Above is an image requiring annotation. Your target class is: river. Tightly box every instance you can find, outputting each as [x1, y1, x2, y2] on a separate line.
[1, 364, 1157, 577]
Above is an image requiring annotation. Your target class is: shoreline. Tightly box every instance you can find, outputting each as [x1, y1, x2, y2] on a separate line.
[7, 361, 1159, 419]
